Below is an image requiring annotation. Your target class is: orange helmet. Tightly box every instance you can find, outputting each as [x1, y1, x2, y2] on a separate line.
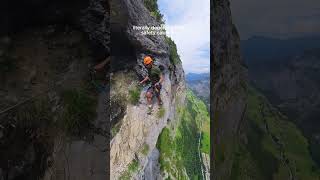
[143, 56, 153, 65]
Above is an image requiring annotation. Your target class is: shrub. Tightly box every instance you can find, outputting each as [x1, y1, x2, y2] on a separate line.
[141, 143, 150, 156]
[156, 128, 173, 171]
[143, 0, 164, 22]
[119, 171, 131, 180]
[128, 85, 142, 105]
[111, 123, 121, 138]
[119, 159, 139, 180]
[61, 89, 97, 136]
[128, 159, 139, 172]
[166, 36, 181, 65]
[157, 107, 165, 118]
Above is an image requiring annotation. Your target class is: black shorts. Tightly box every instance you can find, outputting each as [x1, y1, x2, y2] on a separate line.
[147, 84, 162, 97]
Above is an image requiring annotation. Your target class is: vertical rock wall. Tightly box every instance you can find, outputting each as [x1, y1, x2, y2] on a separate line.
[212, 0, 248, 179]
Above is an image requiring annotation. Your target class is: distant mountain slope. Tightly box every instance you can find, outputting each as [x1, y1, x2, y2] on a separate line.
[186, 73, 209, 81]
[241, 36, 320, 64]
[230, 87, 320, 179]
[186, 73, 210, 108]
[248, 48, 320, 167]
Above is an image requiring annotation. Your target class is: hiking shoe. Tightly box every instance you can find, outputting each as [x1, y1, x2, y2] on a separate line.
[147, 105, 153, 115]
[158, 100, 163, 106]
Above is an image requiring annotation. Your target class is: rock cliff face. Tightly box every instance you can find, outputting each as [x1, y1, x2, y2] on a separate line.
[0, 0, 187, 179]
[109, 0, 185, 179]
[0, 0, 110, 180]
[212, 0, 248, 179]
[42, 1, 110, 180]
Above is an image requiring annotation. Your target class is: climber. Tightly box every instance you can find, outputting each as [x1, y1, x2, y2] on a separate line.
[90, 56, 110, 92]
[93, 56, 110, 71]
[139, 56, 164, 114]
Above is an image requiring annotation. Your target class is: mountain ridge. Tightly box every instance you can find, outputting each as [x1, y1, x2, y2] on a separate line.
[242, 36, 320, 64]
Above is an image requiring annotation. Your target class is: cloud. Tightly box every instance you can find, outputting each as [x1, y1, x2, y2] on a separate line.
[230, 0, 320, 39]
[158, 0, 210, 73]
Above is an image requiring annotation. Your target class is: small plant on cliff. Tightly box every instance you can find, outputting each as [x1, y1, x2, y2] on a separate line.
[141, 143, 150, 156]
[111, 122, 121, 138]
[157, 106, 165, 118]
[128, 85, 142, 105]
[128, 159, 139, 172]
[61, 89, 97, 136]
[166, 36, 181, 65]
[143, 0, 164, 22]
[119, 159, 139, 180]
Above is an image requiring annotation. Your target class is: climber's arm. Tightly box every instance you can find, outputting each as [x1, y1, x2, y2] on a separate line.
[159, 73, 164, 84]
[139, 76, 149, 84]
[94, 56, 110, 70]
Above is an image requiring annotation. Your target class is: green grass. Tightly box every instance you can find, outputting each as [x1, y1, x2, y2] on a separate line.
[246, 117, 279, 180]
[201, 122, 210, 155]
[61, 89, 97, 136]
[187, 90, 210, 155]
[119, 159, 139, 180]
[141, 143, 150, 156]
[128, 160, 139, 172]
[156, 90, 210, 179]
[128, 85, 142, 105]
[157, 107, 165, 118]
[119, 171, 131, 180]
[156, 128, 172, 164]
[230, 86, 320, 179]
[176, 114, 202, 179]
[111, 122, 121, 138]
[157, 127, 186, 179]
[231, 142, 265, 180]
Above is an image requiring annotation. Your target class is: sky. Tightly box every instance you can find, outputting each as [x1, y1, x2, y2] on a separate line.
[158, 0, 210, 74]
[230, 0, 320, 40]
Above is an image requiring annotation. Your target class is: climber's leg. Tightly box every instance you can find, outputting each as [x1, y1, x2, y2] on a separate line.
[157, 96, 163, 106]
[146, 89, 153, 114]
[146, 86, 154, 106]
[155, 84, 163, 106]
[146, 91, 153, 105]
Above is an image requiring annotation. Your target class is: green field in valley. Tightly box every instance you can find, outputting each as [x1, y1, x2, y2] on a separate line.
[156, 90, 210, 179]
[230, 87, 320, 180]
